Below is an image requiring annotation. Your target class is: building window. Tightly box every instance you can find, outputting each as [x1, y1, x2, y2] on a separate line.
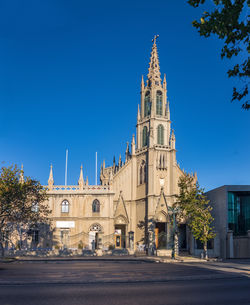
[156, 91, 162, 115]
[144, 91, 151, 117]
[139, 162, 146, 185]
[140, 166, 143, 184]
[61, 200, 69, 213]
[228, 191, 250, 235]
[92, 199, 100, 213]
[32, 230, 39, 244]
[142, 126, 148, 147]
[157, 124, 164, 145]
[28, 226, 39, 246]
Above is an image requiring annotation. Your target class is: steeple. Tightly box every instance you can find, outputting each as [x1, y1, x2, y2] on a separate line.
[48, 164, 54, 190]
[78, 164, 84, 190]
[147, 35, 161, 87]
[19, 164, 24, 184]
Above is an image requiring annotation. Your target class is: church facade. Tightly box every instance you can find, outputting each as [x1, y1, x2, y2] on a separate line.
[44, 39, 194, 253]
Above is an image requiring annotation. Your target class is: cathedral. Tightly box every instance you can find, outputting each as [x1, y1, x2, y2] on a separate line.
[45, 38, 195, 254]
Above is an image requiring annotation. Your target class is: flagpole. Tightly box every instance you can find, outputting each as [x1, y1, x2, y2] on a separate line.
[95, 152, 97, 185]
[65, 149, 68, 186]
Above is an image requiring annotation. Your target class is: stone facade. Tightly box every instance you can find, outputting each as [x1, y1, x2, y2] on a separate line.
[41, 38, 196, 253]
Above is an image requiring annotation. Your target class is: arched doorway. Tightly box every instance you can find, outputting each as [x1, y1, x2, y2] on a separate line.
[89, 223, 102, 250]
[154, 211, 171, 249]
[114, 215, 128, 248]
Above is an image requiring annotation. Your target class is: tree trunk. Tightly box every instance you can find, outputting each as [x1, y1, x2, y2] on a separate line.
[204, 241, 208, 260]
[0, 241, 5, 257]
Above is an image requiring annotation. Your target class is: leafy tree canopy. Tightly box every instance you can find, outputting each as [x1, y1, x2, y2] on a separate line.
[0, 165, 50, 255]
[175, 173, 216, 259]
[188, 0, 249, 110]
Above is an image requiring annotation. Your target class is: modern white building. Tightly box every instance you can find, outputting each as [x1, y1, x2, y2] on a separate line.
[206, 185, 250, 258]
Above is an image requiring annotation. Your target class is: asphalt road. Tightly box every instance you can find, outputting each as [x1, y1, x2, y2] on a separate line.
[0, 259, 249, 305]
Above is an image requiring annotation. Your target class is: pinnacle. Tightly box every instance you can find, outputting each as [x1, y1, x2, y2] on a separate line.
[48, 163, 54, 186]
[147, 36, 161, 87]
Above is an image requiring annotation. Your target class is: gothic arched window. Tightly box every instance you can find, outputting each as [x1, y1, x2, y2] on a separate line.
[92, 199, 100, 213]
[142, 126, 148, 147]
[144, 164, 147, 183]
[139, 166, 143, 184]
[144, 91, 151, 117]
[156, 91, 163, 115]
[157, 124, 164, 145]
[139, 162, 146, 185]
[61, 200, 69, 213]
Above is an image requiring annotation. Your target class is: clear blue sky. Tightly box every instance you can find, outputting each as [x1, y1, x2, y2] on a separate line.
[0, 0, 249, 191]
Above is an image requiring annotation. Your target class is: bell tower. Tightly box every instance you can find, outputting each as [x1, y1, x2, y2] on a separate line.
[136, 35, 172, 151]
[135, 35, 178, 206]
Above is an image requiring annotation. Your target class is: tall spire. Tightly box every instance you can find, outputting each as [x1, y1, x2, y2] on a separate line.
[48, 164, 54, 190]
[147, 35, 161, 87]
[78, 164, 84, 189]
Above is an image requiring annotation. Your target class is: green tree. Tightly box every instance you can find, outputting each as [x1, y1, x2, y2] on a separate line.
[188, 0, 249, 110]
[0, 165, 50, 256]
[175, 173, 216, 259]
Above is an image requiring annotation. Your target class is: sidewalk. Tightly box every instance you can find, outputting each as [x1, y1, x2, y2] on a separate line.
[0, 254, 218, 264]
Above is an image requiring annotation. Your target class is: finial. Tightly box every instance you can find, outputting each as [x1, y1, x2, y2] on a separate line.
[86, 176, 89, 186]
[152, 34, 159, 44]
